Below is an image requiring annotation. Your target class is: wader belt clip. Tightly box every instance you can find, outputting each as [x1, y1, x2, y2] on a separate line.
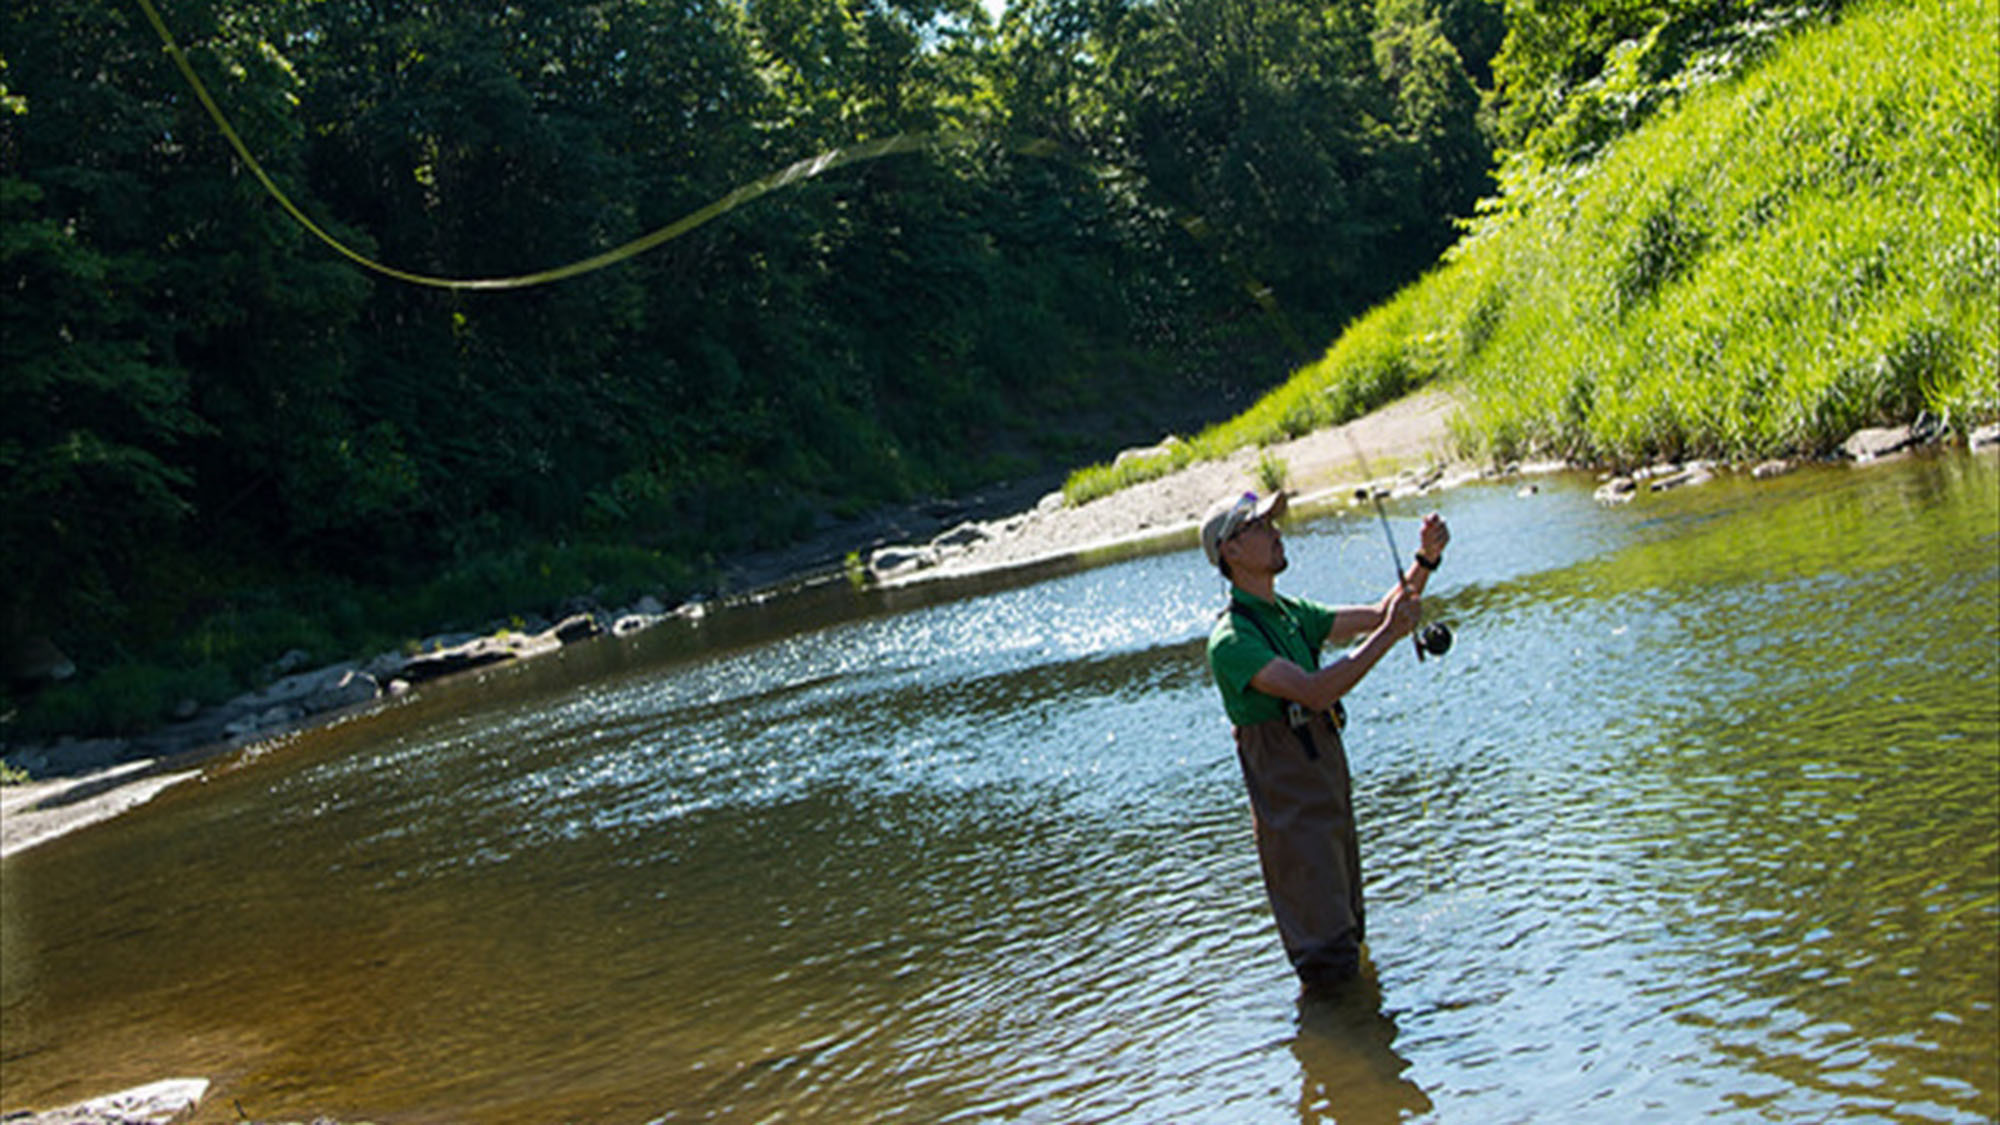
[1284, 704, 1321, 760]
[1287, 701, 1346, 731]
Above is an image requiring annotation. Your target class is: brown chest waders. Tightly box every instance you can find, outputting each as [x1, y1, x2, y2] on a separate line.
[1236, 712, 1365, 984]
[1227, 604, 1365, 984]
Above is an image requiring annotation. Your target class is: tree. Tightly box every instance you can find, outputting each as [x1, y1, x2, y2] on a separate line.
[1, 0, 366, 643]
[1488, 0, 1851, 165]
[1374, 0, 1492, 247]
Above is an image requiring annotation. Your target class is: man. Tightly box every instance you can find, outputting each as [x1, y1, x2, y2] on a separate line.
[1202, 488, 1449, 991]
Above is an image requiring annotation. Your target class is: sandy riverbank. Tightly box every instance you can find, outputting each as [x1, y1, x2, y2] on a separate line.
[0, 743, 249, 861]
[0, 389, 1470, 861]
[892, 387, 1468, 585]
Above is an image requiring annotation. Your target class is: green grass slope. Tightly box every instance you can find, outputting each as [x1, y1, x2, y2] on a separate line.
[1068, 0, 1998, 500]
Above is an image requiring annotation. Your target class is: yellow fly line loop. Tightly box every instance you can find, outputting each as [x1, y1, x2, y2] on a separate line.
[131, 0, 971, 291]
[131, 0, 1272, 329]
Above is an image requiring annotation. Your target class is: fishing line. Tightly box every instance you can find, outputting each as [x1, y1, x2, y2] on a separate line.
[136, 0, 1329, 326]
[132, 0, 1300, 308]
[130, 0, 1055, 291]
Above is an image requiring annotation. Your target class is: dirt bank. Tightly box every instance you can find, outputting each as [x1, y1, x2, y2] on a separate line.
[878, 387, 1468, 584]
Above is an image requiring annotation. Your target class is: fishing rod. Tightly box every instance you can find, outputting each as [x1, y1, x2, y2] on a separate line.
[1342, 430, 1453, 662]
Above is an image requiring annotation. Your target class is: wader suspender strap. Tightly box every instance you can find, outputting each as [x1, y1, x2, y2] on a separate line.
[1226, 602, 1330, 761]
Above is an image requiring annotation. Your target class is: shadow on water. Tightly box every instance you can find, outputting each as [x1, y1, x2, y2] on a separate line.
[1291, 966, 1432, 1125]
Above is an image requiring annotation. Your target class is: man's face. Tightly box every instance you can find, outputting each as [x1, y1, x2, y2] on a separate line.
[1224, 514, 1287, 575]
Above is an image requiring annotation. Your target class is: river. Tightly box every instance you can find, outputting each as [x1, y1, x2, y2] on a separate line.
[2, 454, 1996, 1124]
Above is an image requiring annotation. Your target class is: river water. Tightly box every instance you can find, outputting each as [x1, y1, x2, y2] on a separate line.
[2, 455, 1996, 1124]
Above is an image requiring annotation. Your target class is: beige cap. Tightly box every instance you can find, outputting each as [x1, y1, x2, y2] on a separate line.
[1200, 490, 1288, 566]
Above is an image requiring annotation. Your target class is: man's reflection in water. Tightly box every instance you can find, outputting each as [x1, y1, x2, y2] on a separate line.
[1291, 965, 1432, 1124]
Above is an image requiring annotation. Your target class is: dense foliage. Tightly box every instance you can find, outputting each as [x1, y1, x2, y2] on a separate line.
[1066, 0, 1994, 501]
[4, 0, 1503, 732]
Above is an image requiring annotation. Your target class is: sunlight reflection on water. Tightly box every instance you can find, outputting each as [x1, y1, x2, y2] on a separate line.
[2, 455, 1995, 1124]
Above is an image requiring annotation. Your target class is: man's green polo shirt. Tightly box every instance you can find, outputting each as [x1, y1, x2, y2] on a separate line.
[1207, 587, 1338, 727]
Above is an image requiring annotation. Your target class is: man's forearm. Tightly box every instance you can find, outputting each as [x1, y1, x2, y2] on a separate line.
[1300, 624, 1402, 710]
[1402, 560, 1432, 597]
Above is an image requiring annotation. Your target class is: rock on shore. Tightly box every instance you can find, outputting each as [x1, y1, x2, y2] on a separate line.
[3, 1078, 209, 1125]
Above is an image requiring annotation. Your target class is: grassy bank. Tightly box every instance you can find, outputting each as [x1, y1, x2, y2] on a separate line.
[1067, 0, 1999, 503]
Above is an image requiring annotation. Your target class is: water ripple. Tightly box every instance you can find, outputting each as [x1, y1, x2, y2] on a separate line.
[3, 464, 1995, 1123]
